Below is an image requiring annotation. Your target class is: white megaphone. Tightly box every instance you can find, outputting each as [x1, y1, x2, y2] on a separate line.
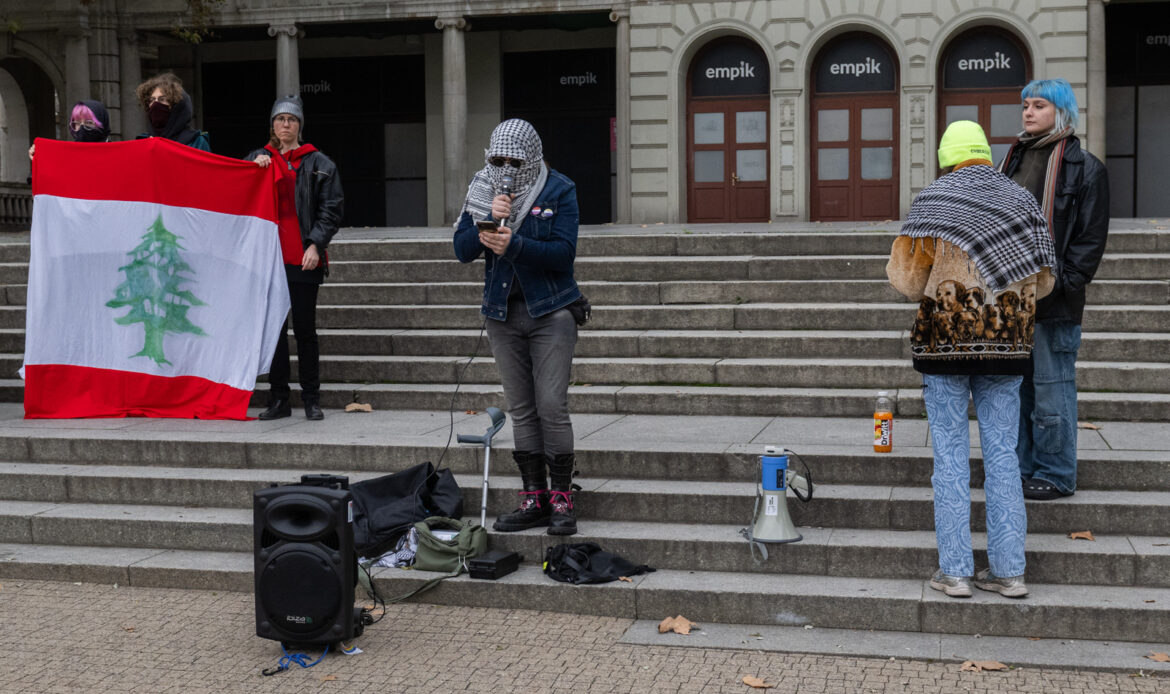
[746, 446, 813, 550]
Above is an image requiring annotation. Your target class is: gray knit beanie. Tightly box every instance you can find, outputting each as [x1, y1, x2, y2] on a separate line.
[270, 94, 304, 129]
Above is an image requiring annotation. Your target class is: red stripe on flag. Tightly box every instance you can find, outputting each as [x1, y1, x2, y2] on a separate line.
[24, 364, 254, 420]
[31, 138, 277, 223]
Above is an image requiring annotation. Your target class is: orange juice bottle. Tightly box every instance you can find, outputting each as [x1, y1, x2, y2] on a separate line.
[874, 391, 893, 453]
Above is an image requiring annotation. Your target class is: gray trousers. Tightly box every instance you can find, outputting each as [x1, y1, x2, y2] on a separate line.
[486, 297, 578, 456]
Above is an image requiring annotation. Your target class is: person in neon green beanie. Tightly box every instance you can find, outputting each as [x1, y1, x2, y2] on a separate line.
[886, 119, 1056, 600]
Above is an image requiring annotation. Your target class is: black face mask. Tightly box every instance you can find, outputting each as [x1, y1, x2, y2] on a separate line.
[148, 102, 171, 133]
[72, 126, 106, 143]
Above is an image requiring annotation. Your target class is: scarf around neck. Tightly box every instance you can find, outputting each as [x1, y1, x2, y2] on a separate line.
[901, 165, 1055, 292]
[999, 126, 1074, 229]
[461, 119, 548, 230]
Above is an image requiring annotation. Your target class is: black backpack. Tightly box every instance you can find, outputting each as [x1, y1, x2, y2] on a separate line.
[350, 462, 463, 558]
[543, 542, 654, 585]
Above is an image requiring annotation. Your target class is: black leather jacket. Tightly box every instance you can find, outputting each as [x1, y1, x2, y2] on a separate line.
[1001, 135, 1109, 324]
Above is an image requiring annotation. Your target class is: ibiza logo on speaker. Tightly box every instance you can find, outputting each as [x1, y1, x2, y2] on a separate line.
[285, 614, 314, 625]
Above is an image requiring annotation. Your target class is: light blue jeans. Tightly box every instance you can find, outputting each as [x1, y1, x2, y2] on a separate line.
[1017, 320, 1081, 494]
[924, 373, 1027, 578]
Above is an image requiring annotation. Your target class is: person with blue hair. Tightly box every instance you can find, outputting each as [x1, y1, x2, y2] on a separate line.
[998, 78, 1109, 501]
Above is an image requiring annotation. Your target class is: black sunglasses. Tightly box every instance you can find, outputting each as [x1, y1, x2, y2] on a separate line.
[489, 157, 525, 168]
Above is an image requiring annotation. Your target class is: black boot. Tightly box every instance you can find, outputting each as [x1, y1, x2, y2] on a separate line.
[303, 395, 324, 421]
[493, 451, 551, 532]
[258, 397, 291, 420]
[548, 453, 578, 536]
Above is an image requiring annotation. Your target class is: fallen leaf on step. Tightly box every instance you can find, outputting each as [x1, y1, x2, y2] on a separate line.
[1147, 652, 1170, 663]
[121, 626, 135, 633]
[1076, 421, 1100, 430]
[321, 674, 338, 681]
[1146, 600, 1156, 603]
[960, 660, 1008, 672]
[1068, 530, 1096, 541]
[464, 410, 478, 415]
[658, 615, 698, 634]
[741, 675, 775, 689]
[1154, 544, 1170, 547]
[1027, 637, 1042, 641]
[345, 403, 373, 413]
[618, 576, 632, 582]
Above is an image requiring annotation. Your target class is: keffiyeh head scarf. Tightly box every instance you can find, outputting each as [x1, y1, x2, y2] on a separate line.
[461, 119, 548, 230]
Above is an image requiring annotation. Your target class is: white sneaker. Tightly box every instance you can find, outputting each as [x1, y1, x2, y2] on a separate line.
[930, 569, 973, 598]
[974, 568, 1028, 598]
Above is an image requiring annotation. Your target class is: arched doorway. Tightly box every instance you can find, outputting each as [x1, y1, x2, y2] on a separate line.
[809, 33, 899, 221]
[938, 27, 1030, 167]
[686, 37, 770, 223]
[0, 57, 56, 184]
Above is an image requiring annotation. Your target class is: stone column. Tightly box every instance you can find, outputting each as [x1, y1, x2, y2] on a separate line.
[610, 9, 631, 224]
[118, 26, 145, 139]
[63, 28, 92, 114]
[436, 16, 468, 225]
[88, 0, 121, 137]
[268, 24, 301, 99]
[1086, 0, 1108, 158]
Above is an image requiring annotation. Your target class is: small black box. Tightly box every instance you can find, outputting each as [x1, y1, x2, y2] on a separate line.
[468, 550, 522, 580]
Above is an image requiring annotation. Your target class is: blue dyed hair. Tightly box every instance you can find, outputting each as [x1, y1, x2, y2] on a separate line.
[1020, 78, 1078, 131]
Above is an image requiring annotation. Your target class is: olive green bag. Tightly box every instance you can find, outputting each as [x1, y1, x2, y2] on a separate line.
[387, 516, 487, 603]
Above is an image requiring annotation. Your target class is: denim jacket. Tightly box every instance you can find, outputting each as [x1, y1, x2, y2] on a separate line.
[453, 169, 582, 320]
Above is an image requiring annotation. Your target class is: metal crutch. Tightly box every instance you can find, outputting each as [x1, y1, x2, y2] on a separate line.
[457, 406, 507, 528]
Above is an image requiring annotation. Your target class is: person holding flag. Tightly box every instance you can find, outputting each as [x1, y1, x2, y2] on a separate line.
[249, 95, 343, 421]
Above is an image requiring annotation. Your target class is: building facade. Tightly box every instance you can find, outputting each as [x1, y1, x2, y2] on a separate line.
[0, 0, 1165, 227]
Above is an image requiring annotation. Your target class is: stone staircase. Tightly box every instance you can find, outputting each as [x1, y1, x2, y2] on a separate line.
[0, 223, 1169, 649]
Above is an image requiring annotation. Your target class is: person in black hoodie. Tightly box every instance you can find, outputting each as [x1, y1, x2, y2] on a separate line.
[27, 99, 111, 171]
[134, 72, 210, 151]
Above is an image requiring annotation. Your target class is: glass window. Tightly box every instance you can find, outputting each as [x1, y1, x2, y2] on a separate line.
[694, 113, 724, 145]
[736, 111, 767, 143]
[818, 109, 849, 142]
[861, 108, 893, 141]
[945, 105, 979, 126]
[990, 104, 1021, 138]
[861, 147, 893, 180]
[991, 143, 1011, 167]
[818, 148, 849, 180]
[694, 151, 724, 182]
[736, 150, 767, 181]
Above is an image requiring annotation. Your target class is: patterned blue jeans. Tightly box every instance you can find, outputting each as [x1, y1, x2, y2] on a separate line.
[924, 373, 1027, 578]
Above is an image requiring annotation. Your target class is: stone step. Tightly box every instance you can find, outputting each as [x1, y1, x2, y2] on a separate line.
[242, 382, 1170, 422]
[1, 478, 1166, 586]
[0, 418, 1165, 489]
[0, 542, 1166, 642]
[6, 300, 1169, 333]
[323, 253, 1170, 284]
[3, 327, 1167, 363]
[4, 471, 1166, 536]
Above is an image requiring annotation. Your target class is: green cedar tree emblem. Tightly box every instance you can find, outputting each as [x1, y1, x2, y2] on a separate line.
[106, 213, 207, 365]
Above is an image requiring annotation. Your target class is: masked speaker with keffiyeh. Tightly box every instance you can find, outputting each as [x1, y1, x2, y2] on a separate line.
[886, 120, 1056, 603]
[453, 119, 585, 537]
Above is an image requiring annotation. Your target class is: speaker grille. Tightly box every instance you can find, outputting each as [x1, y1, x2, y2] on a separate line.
[258, 548, 342, 636]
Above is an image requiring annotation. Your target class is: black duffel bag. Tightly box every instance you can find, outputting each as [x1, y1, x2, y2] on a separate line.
[350, 462, 463, 558]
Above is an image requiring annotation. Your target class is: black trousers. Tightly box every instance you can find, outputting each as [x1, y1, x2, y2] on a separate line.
[268, 281, 320, 402]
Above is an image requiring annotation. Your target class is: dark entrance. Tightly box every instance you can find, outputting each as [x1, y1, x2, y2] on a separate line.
[202, 54, 427, 228]
[503, 48, 615, 224]
[1106, 1, 1170, 216]
[938, 27, 1030, 168]
[686, 37, 770, 223]
[810, 33, 899, 222]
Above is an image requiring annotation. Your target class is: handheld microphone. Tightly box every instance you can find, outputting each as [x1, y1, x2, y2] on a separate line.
[500, 174, 514, 197]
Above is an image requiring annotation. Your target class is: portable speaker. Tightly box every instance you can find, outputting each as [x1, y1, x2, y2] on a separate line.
[254, 481, 364, 645]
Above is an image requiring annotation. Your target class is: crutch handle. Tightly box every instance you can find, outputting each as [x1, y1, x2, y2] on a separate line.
[457, 434, 481, 444]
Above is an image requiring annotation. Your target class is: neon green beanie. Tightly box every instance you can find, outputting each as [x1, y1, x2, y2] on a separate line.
[938, 120, 992, 168]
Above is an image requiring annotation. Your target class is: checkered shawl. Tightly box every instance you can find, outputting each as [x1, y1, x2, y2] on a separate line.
[461, 119, 548, 230]
[901, 165, 1055, 292]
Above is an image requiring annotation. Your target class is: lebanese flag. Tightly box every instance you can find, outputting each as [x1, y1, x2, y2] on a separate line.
[22, 137, 290, 419]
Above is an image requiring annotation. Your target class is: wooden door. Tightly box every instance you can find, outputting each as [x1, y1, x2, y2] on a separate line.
[810, 94, 898, 221]
[687, 99, 770, 222]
